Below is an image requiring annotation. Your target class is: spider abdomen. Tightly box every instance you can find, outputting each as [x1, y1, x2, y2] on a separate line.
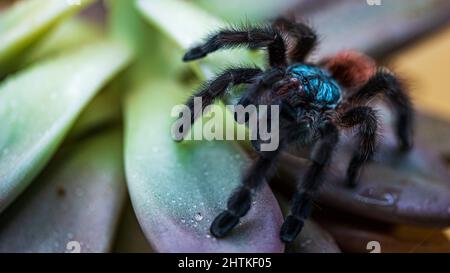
[287, 64, 342, 109]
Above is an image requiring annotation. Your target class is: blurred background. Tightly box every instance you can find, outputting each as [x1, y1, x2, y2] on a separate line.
[0, 0, 450, 253]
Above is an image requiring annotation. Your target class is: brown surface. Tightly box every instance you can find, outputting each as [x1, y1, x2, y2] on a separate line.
[389, 26, 450, 121]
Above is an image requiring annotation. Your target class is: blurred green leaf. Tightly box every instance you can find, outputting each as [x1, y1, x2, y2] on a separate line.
[0, 0, 94, 73]
[194, 0, 294, 23]
[66, 83, 122, 142]
[20, 17, 102, 69]
[0, 130, 126, 253]
[0, 41, 132, 213]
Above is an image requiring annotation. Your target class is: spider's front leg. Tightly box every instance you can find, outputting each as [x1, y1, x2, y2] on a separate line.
[280, 122, 339, 243]
[176, 67, 261, 140]
[210, 146, 283, 238]
[183, 25, 287, 67]
[338, 106, 378, 188]
[349, 68, 413, 151]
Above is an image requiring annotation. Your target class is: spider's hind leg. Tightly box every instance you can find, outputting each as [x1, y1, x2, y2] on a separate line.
[338, 106, 378, 188]
[349, 68, 413, 151]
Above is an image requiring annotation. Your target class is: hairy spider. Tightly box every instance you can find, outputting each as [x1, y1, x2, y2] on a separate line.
[179, 17, 413, 243]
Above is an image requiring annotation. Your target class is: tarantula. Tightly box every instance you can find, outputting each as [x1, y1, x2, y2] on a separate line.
[178, 17, 413, 243]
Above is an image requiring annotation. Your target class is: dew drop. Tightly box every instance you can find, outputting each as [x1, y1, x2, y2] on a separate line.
[194, 213, 203, 221]
[300, 239, 312, 248]
[181, 218, 186, 224]
[383, 193, 396, 205]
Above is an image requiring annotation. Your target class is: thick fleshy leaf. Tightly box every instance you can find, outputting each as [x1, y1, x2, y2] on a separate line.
[276, 110, 450, 227]
[194, 0, 295, 23]
[0, 130, 126, 253]
[0, 0, 94, 73]
[0, 41, 132, 213]
[116, 0, 284, 252]
[125, 78, 283, 253]
[66, 83, 122, 142]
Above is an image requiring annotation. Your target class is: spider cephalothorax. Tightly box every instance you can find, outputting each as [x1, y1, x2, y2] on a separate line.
[179, 17, 413, 243]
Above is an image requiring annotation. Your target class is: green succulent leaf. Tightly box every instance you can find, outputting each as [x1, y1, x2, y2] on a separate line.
[19, 17, 102, 69]
[125, 78, 284, 252]
[194, 0, 295, 23]
[67, 83, 122, 142]
[0, 130, 126, 253]
[0, 41, 132, 213]
[0, 0, 94, 73]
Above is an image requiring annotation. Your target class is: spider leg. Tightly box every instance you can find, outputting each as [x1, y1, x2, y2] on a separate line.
[272, 17, 317, 63]
[210, 147, 283, 238]
[280, 122, 339, 243]
[349, 68, 413, 151]
[177, 67, 262, 140]
[183, 25, 287, 67]
[234, 68, 285, 124]
[338, 106, 378, 188]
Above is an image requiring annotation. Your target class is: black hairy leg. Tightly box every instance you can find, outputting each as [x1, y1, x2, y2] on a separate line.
[183, 25, 287, 67]
[234, 68, 286, 124]
[280, 123, 339, 243]
[210, 147, 283, 238]
[339, 106, 378, 188]
[349, 68, 413, 151]
[178, 67, 261, 139]
[272, 17, 317, 62]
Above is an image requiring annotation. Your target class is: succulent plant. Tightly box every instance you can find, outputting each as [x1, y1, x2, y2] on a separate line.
[0, 0, 449, 253]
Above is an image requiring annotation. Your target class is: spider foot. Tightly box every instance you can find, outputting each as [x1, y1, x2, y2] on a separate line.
[210, 210, 240, 238]
[183, 47, 207, 62]
[399, 136, 413, 153]
[280, 215, 305, 243]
